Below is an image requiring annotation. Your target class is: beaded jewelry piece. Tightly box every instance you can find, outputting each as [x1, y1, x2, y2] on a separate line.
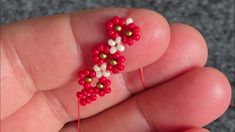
[76, 16, 140, 106]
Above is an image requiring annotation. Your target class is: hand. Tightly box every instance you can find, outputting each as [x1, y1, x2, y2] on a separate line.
[1, 8, 231, 132]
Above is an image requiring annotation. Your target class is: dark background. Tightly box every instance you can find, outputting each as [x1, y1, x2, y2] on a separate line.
[1, 0, 234, 131]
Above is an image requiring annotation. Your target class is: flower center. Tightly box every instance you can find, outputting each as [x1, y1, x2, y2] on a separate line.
[96, 82, 104, 89]
[85, 77, 93, 83]
[114, 25, 122, 32]
[99, 52, 108, 59]
[125, 30, 133, 37]
[110, 59, 118, 66]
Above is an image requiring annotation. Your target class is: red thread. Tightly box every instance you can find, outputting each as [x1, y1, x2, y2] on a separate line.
[139, 68, 146, 88]
[77, 100, 80, 131]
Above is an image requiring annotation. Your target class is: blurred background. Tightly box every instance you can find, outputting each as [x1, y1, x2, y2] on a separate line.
[1, 0, 234, 131]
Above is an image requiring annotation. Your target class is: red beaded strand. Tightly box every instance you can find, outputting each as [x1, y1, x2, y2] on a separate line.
[76, 16, 140, 106]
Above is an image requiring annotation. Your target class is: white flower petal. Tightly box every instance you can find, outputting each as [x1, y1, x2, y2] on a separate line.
[96, 72, 102, 78]
[108, 39, 116, 47]
[115, 36, 122, 44]
[100, 63, 107, 70]
[116, 44, 125, 52]
[93, 65, 100, 71]
[110, 47, 117, 54]
[103, 71, 111, 77]
[126, 18, 133, 25]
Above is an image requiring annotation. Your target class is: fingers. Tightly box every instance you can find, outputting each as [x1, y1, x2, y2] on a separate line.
[51, 23, 208, 119]
[125, 23, 208, 92]
[78, 68, 231, 132]
[1, 8, 170, 120]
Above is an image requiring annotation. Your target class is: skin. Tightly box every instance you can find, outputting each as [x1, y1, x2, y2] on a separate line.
[0, 8, 231, 132]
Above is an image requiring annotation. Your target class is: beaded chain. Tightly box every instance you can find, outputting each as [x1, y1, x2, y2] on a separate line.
[76, 16, 141, 106]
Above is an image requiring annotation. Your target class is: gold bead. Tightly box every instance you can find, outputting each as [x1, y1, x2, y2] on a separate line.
[99, 52, 108, 59]
[85, 77, 93, 83]
[96, 82, 104, 89]
[125, 30, 133, 37]
[114, 25, 122, 32]
[110, 59, 118, 66]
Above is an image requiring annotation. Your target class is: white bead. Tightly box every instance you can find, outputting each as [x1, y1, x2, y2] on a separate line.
[100, 63, 107, 70]
[96, 72, 102, 78]
[116, 44, 125, 52]
[126, 18, 133, 25]
[110, 47, 117, 54]
[94, 65, 100, 71]
[115, 36, 122, 44]
[108, 39, 116, 46]
[103, 71, 111, 77]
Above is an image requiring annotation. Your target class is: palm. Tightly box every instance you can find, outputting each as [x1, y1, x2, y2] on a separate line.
[1, 8, 231, 132]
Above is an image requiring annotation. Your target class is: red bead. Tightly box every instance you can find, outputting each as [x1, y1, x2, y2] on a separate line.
[106, 21, 114, 29]
[104, 46, 110, 53]
[113, 52, 120, 58]
[78, 72, 85, 78]
[122, 36, 127, 43]
[112, 33, 119, 39]
[93, 56, 99, 61]
[93, 87, 99, 94]
[97, 59, 103, 66]
[81, 89, 88, 96]
[119, 18, 126, 26]
[99, 91, 105, 96]
[90, 70, 96, 78]
[84, 69, 90, 76]
[112, 67, 119, 74]
[104, 87, 111, 93]
[78, 79, 85, 85]
[90, 95, 97, 101]
[80, 99, 87, 106]
[83, 83, 91, 89]
[109, 30, 115, 36]
[128, 23, 135, 29]
[133, 34, 140, 40]
[97, 44, 104, 51]
[107, 64, 112, 70]
[76, 92, 83, 99]
[127, 39, 134, 46]
[118, 56, 125, 62]
[99, 76, 106, 82]
[104, 79, 111, 86]
[133, 27, 140, 33]
[113, 16, 120, 24]
[92, 49, 99, 55]
[86, 97, 92, 104]
[118, 65, 125, 70]
[86, 87, 93, 93]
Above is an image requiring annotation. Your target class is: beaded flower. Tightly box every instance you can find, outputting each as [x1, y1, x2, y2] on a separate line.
[93, 63, 111, 78]
[92, 43, 110, 66]
[93, 77, 111, 97]
[108, 36, 125, 54]
[106, 16, 127, 39]
[78, 69, 96, 89]
[107, 16, 140, 46]
[120, 22, 140, 46]
[76, 88, 97, 106]
[107, 52, 125, 74]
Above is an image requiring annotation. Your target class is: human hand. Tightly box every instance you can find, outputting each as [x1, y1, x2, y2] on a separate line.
[1, 8, 231, 132]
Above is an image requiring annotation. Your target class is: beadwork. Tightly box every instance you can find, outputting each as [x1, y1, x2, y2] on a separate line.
[76, 16, 140, 106]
